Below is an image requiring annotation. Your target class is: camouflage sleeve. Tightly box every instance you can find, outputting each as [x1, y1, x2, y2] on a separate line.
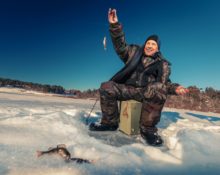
[167, 81, 180, 95]
[161, 61, 171, 84]
[109, 22, 133, 64]
[158, 60, 180, 95]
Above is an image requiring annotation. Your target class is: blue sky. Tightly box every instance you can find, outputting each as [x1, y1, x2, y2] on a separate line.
[0, 0, 219, 90]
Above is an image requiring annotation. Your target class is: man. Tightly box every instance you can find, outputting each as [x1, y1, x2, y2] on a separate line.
[89, 9, 188, 146]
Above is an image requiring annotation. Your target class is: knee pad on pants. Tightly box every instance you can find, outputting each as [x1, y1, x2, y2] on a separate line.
[100, 81, 117, 98]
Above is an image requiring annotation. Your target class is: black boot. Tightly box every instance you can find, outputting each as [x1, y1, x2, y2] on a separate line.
[141, 131, 163, 146]
[89, 122, 118, 131]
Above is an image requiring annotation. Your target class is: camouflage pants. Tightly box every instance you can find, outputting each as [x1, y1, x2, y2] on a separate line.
[99, 81, 167, 133]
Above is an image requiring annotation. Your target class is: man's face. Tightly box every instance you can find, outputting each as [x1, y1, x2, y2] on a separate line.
[144, 40, 159, 56]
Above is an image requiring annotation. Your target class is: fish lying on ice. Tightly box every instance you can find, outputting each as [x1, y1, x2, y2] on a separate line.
[37, 144, 93, 164]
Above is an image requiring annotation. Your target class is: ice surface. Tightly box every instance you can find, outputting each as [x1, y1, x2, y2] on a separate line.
[0, 87, 220, 175]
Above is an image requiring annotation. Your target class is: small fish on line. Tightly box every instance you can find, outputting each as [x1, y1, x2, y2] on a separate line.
[36, 144, 94, 164]
[103, 36, 107, 50]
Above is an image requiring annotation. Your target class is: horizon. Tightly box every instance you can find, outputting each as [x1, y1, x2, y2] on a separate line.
[0, 76, 218, 92]
[0, 0, 220, 91]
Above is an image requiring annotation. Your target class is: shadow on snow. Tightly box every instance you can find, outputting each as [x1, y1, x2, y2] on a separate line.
[186, 112, 220, 122]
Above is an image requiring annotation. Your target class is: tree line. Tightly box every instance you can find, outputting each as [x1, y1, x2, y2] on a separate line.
[165, 86, 220, 113]
[0, 77, 65, 94]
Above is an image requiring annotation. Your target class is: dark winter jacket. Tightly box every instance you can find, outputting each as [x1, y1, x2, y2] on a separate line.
[109, 22, 179, 95]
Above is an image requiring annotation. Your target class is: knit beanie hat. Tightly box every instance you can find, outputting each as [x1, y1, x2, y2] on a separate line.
[145, 34, 161, 50]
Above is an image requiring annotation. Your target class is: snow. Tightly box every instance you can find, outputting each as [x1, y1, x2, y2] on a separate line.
[0, 87, 220, 175]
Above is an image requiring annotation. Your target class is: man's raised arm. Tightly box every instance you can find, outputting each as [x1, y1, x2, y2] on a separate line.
[108, 8, 135, 63]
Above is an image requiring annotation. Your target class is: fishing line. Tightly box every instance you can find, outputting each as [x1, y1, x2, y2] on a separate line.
[86, 98, 99, 125]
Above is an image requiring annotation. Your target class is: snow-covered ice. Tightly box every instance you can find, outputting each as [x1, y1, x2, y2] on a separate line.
[0, 87, 220, 175]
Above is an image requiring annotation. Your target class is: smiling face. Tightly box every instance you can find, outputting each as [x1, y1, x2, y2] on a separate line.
[144, 40, 159, 56]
